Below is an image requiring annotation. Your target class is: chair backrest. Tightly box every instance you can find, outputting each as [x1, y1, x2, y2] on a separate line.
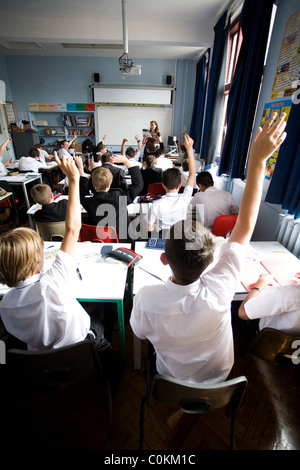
[79, 223, 119, 243]
[34, 220, 66, 241]
[149, 373, 248, 415]
[147, 182, 166, 195]
[6, 340, 103, 387]
[212, 214, 238, 238]
[249, 327, 300, 365]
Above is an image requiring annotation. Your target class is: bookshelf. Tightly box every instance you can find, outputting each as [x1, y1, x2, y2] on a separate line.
[28, 103, 96, 150]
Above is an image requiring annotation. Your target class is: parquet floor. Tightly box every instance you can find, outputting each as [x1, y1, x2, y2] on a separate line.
[2, 319, 300, 452]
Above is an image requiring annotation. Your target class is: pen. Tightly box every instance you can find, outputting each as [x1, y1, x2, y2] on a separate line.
[76, 267, 83, 280]
[46, 245, 54, 249]
[138, 266, 164, 282]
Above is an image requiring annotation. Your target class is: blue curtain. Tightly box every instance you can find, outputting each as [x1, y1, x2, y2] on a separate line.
[218, 0, 275, 178]
[265, 101, 300, 219]
[189, 51, 209, 154]
[200, 11, 230, 165]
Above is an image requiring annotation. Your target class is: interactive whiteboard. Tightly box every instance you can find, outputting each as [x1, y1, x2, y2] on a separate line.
[96, 105, 173, 146]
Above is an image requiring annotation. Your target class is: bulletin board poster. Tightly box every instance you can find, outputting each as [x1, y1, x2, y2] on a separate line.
[271, 10, 300, 99]
[260, 99, 292, 180]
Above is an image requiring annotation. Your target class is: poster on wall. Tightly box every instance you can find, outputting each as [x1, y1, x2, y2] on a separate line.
[271, 10, 300, 100]
[260, 99, 292, 180]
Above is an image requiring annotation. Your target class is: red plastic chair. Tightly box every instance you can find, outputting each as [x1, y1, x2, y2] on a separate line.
[79, 224, 119, 243]
[212, 214, 238, 238]
[147, 182, 166, 195]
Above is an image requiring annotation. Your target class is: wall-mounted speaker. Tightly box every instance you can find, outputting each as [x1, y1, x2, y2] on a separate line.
[166, 75, 172, 85]
[94, 73, 100, 83]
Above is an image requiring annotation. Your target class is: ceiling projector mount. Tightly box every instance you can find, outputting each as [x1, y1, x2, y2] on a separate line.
[119, 0, 141, 77]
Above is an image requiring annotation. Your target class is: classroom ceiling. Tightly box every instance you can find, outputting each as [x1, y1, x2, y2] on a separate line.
[0, 0, 243, 61]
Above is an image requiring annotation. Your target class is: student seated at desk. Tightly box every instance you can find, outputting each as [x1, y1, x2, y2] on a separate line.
[57, 133, 78, 159]
[0, 153, 124, 394]
[190, 171, 239, 230]
[0, 137, 13, 176]
[76, 154, 143, 242]
[121, 135, 142, 167]
[140, 155, 162, 195]
[130, 112, 287, 384]
[30, 183, 68, 222]
[19, 148, 44, 173]
[155, 147, 173, 171]
[238, 273, 300, 336]
[34, 143, 52, 163]
[101, 152, 128, 192]
[146, 134, 196, 235]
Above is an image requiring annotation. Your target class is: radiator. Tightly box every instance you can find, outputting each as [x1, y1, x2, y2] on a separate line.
[275, 214, 300, 259]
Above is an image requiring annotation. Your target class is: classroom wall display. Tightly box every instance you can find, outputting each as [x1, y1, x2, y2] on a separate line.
[271, 9, 300, 100]
[96, 104, 173, 146]
[28, 102, 95, 112]
[260, 98, 292, 180]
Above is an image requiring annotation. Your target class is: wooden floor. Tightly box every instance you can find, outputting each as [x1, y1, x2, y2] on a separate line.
[0, 219, 299, 452]
[2, 319, 300, 452]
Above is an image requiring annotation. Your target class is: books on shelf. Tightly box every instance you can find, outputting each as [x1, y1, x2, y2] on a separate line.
[62, 114, 94, 127]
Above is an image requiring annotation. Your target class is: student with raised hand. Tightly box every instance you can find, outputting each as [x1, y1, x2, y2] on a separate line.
[0, 151, 123, 393]
[147, 134, 196, 234]
[130, 112, 287, 384]
[57, 133, 78, 159]
[121, 135, 142, 166]
[0, 137, 13, 175]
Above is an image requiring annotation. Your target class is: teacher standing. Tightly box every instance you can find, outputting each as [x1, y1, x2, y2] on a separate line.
[142, 120, 162, 146]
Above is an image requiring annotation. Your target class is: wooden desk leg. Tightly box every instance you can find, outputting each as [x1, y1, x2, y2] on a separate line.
[133, 334, 141, 370]
[116, 299, 125, 360]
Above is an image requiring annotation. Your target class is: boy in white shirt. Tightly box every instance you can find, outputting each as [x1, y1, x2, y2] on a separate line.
[0, 152, 124, 393]
[191, 171, 239, 230]
[131, 113, 287, 384]
[238, 273, 300, 335]
[19, 148, 44, 172]
[147, 134, 196, 236]
[57, 133, 78, 159]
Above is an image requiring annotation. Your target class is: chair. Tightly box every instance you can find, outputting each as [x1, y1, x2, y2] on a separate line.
[147, 182, 166, 195]
[139, 372, 247, 450]
[6, 340, 114, 440]
[34, 220, 66, 241]
[79, 223, 119, 243]
[249, 327, 300, 365]
[212, 214, 238, 238]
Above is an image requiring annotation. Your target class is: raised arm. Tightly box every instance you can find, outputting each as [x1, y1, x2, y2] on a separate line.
[229, 112, 287, 246]
[0, 137, 12, 156]
[183, 134, 196, 188]
[54, 151, 81, 256]
[67, 132, 78, 148]
[121, 138, 128, 156]
[135, 135, 141, 154]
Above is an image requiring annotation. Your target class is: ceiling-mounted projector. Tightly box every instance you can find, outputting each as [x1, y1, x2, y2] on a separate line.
[119, 53, 141, 76]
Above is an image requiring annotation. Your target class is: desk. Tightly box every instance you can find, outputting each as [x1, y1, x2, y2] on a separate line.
[0, 241, 130, 359]
[132, 240, 300, 369]
[0, 174, 42, 211]
[38, 162, 62, 189]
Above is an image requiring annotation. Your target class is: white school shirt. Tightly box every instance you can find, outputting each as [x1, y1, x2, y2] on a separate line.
[130, 241, 246, 384]
[18, 156, 44, 172]
[38, 149, 51, 164]
[244, 284, 300, 335]
[0, 250, 91, 351]
[58, 148, 73, 159]
[147, 185, 193, 231]
[179, 168, 198, 189]
[0, 160, 8, 176]
[191, 186, 239, 230]
[156, 156, 173, 170]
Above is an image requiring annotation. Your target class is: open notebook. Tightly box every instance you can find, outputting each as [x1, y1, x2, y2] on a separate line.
[241, 259, 300, 290]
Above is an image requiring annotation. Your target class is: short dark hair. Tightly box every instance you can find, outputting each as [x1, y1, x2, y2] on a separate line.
[155, 148, 165, 158]
[196, 171, 214, 188]
[162, 168, 181, 190]
[165, 219, 216, 284]
[126, 147, 135, 159]
[29, 148, 39, 158]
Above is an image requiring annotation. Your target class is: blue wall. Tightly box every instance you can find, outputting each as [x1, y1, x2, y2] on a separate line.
[1, 54, 196, 140]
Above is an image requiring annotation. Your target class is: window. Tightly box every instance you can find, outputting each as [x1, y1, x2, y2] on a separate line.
[216, 18, 242, 159]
